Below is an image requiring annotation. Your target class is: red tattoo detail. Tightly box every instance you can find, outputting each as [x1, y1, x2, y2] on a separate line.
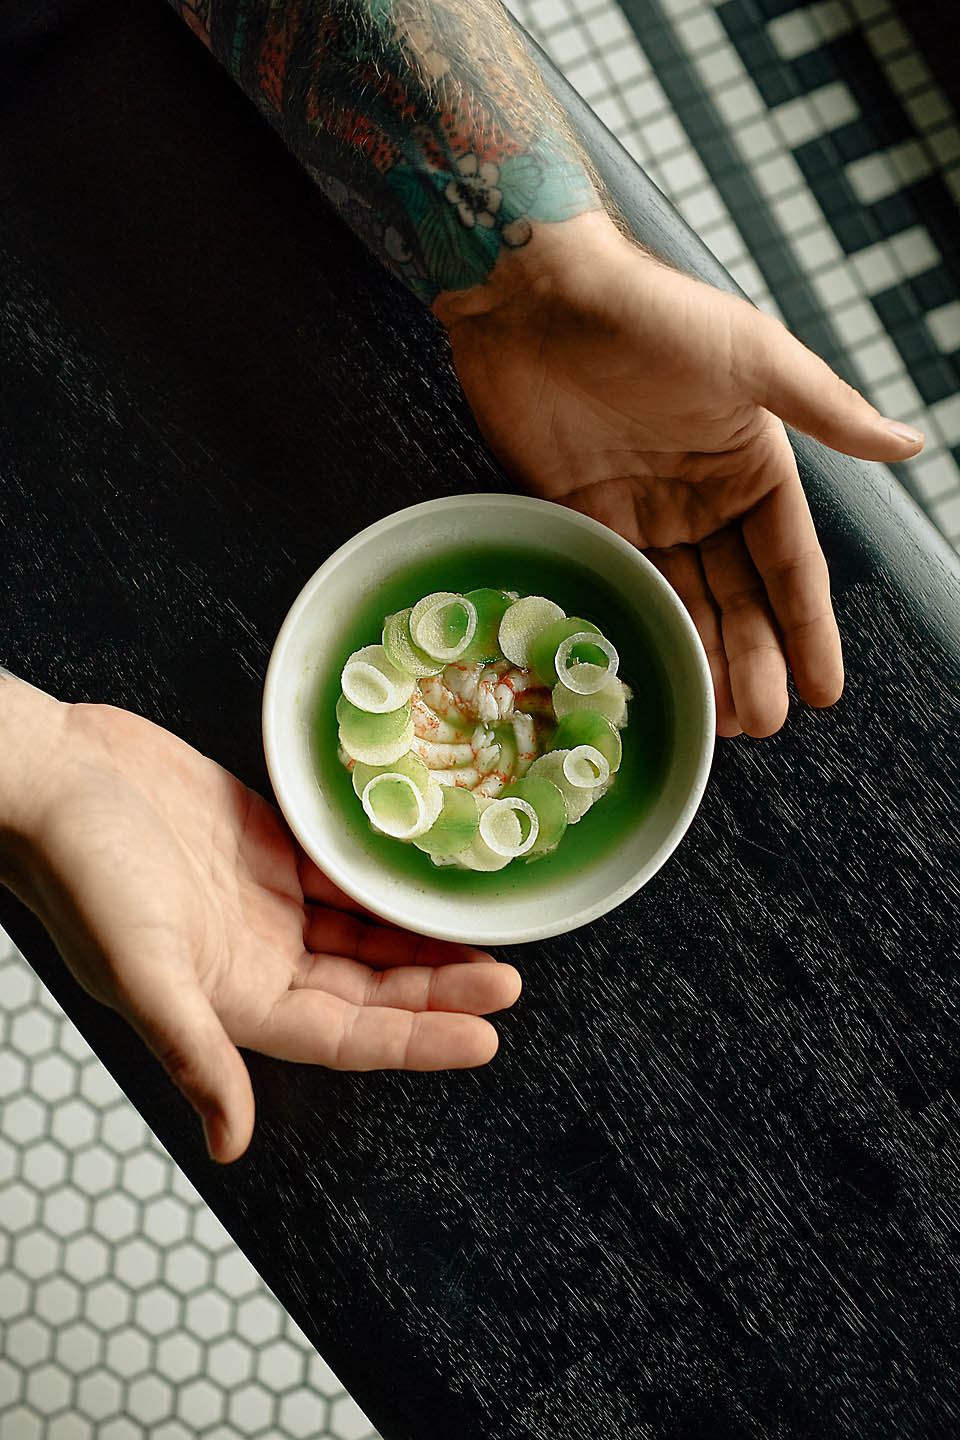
[257, 0, 302, 113]
[439, 96, 525, 166]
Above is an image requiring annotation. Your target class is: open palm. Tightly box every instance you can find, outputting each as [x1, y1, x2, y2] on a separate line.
[442, 215, 923, 737]
[23, 702, 519, 1161]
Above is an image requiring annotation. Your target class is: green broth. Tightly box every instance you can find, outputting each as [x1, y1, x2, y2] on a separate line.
[313, 544, 672, 894]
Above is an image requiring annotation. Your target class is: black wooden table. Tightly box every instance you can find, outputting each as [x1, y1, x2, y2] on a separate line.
[3, 3, 960, 1436]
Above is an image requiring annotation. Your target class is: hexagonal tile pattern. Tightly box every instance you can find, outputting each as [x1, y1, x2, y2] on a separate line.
[24, 1359, 71, 1415]
[0, 1134, 17, 1185]
[84, 1279, 134, 1331]
[22, 1138, 68, 1189]
[13, 1227, 59, 1281]
[127, 1373, 174, 1426]
[31, 1053, 77, 1104]
[207, 1336, 253, 1388]
[48, 1417, 95, 1440]
[104, 1329, 151, 1379]
[2, 1094, 46, 1146]
[1, 926, 382, 1440]
[34, 1276, 82, 1328]
[280, 1386, 331, 1438]
[227, 1380, 275, 1435]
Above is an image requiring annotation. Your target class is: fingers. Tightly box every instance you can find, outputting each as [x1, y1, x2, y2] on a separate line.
[122, 978, 255, 1165]
[295, 947, 522, 1015]
[647, 544, 741, 737]
[302, 905, 495, 969]
[740, 305, 924, 461]
[698, 528, 789, 737]
[258, 989, 501, 1070]
[741, 461, 843, 710]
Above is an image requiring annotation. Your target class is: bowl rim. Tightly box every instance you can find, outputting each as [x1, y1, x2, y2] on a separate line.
[263, 494, 715, 943]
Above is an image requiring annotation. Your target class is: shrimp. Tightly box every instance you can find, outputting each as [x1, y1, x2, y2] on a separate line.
[433, 766, 483, 789]
[474, 772, 508, 799]
[417, 674, 475, 732]
[442, 661, 486, 707]
[410, 690, 469, 743]
[511, 712, 537, 777]
[411, 737, 478, 769]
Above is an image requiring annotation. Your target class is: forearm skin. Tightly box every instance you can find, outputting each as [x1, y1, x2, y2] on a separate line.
[166, 0, 601, 303]
[0, 671, 69, 892]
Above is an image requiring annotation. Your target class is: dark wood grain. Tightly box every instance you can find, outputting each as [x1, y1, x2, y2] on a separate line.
[2, 3, 959, 1437]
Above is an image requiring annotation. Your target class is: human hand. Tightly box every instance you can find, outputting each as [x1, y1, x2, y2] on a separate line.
[437, 212, 924, 738]
[1, 685, 520, 1162]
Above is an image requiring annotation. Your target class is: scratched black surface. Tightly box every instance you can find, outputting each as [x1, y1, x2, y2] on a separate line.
[2, 3, 960, 1437]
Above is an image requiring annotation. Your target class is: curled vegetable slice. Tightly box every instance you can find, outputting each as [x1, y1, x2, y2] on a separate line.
[554, 633, 619, 695]
[361, 772, 443, 839]
[477, 795, 540, 857]
[341, 644, 416, 713]
[410, 593, 478, 663]
[562, 744, 610, 789]
[382, 608, 444, 678]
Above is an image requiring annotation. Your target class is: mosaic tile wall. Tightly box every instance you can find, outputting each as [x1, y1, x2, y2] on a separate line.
[509, 0, 960, 549]
[3, 1, 959, 1436]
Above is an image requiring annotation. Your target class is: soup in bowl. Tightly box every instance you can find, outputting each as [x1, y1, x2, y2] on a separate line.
[262, 494, 714, 944]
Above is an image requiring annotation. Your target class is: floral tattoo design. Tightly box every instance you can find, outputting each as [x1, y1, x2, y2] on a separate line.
[166, 0, 598, 302]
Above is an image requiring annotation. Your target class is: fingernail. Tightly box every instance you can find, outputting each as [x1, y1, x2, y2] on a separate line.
[883, 419, 924, 445]
[202, 1110, 228, 1162]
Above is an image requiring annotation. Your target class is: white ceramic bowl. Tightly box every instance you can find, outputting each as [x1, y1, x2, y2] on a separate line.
[263, 494, 714, 945]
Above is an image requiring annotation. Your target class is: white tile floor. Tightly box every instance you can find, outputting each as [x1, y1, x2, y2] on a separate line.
[0, 928, 382, 1440]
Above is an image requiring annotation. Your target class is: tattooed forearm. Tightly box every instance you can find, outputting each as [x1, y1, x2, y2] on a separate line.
[167, 0, 601, 302]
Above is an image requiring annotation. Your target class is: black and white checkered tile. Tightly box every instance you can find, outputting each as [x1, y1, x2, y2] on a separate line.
[508, 0, 960, 549]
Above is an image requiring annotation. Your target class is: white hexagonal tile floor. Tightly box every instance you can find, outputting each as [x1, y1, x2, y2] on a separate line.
[0, 928, 382, 1440]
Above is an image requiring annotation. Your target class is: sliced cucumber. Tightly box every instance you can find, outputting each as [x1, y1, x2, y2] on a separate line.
[382, 608, 444, 678]
[508, 775, 568, 857]
[409, 592, 478, 663]
[549, 711, 622, 773]
[352, 750, 431, 799]
[525, 750, 598, 824]
[457, 588, 513, 664]
[412, 785, 480, 857]
[456, 797, 514, 871]
[498, 595, 565, 668]
[341, 644, 416, 713]
[336, 695, 411, 750]
[338, 716, 415, 766]
[553, 671, 629, 726]
[528, 617, 600, 686]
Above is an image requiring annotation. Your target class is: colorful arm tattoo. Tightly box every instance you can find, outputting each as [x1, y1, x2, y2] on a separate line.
[167, 0, 600, 304]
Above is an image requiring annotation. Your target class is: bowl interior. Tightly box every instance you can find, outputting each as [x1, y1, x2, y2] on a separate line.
[263, 495, 714, 944]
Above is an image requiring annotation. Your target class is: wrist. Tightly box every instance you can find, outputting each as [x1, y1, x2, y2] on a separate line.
[433, 209, 632, 328]
[0, 674, 71, 889]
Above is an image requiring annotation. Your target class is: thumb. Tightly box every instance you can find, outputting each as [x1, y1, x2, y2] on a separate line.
[123, 978, 256, 1164]
[739, 306, 924, 462]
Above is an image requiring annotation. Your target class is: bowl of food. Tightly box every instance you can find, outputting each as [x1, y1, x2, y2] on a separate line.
[262, 494, 714, 944]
